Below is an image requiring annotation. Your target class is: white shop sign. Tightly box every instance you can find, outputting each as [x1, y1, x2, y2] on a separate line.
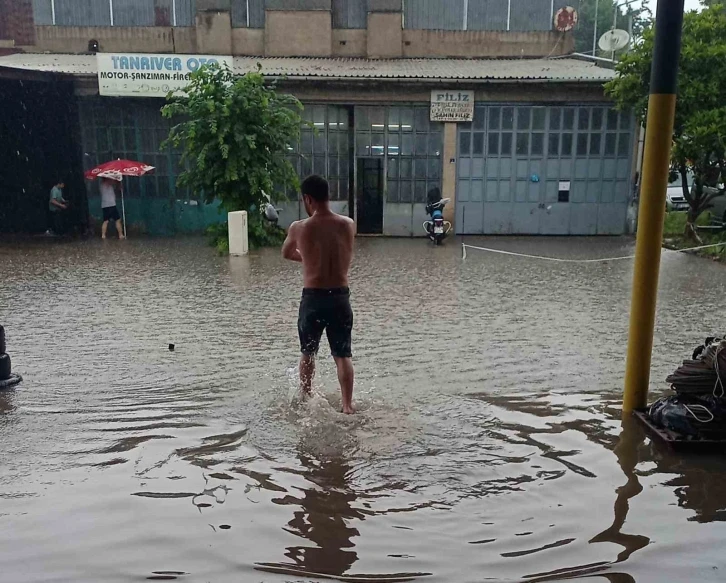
[97, 53, 233, 98]
[430, 90, 475, 122]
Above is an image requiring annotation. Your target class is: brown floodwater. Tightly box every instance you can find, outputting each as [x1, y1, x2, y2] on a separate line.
[1, 235, 725, 583]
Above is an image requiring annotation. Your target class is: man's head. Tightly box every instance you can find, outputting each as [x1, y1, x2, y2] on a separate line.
[57, 181, 65, 189]
[301, 175, 329, 217]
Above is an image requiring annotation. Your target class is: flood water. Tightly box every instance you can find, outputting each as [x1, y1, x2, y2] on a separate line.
[1, 236, 725, 583]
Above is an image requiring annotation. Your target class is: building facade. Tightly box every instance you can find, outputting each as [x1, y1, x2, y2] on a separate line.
[0, 0, 634, 237]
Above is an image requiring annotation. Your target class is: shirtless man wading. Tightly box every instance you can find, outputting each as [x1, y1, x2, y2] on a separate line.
[282, 175, 356, 414]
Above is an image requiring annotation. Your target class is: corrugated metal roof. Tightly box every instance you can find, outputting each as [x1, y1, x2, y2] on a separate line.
[0, 53, 97, 75]
[233, 57, 615, 82]
[0, 53, 615, 82]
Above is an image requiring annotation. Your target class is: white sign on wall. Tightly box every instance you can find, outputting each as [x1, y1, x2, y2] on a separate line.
[430, 90, 475, 122]
[97, 53, 233, 98]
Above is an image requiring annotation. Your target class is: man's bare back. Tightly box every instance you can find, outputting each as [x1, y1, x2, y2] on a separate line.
[282, 175, 357, 414]
[285, 212, 355, 288]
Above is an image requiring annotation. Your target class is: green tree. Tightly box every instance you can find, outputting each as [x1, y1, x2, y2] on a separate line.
[162, 64, 303, 247]
[606, 4, 726, 239]
[574, 0, 652, 57]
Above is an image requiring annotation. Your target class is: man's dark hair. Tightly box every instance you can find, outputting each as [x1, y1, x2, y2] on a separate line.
[301, 175, 329, 202]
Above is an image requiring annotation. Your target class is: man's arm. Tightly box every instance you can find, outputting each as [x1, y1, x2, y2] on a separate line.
[50, 198, 67, 210]
[282, 221, 303, 263]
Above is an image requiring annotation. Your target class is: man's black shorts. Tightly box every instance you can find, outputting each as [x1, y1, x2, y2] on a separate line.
[102, 206, 121, 222]
[298, 287, 353, 358]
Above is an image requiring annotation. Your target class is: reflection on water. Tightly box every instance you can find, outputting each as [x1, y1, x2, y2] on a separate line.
[275, 452, 362, 577]
[590, 418, 649, 566]
[1, 236, 726, 582]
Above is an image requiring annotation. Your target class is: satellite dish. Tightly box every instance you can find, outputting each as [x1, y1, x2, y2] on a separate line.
[599, 29, 630, 52]
[554, 6, 578, 32]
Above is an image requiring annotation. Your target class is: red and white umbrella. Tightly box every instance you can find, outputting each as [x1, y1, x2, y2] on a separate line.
[85, 159, 155, 181]
[85, 159, 155, 238]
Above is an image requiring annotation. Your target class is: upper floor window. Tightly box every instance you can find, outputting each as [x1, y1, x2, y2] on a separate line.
[231, 0, 265, 28]
[33, 0, 197, 27]
[332, 0, 367, 29]
[232, 0, 366, 30]
[403, 0, 567, 32]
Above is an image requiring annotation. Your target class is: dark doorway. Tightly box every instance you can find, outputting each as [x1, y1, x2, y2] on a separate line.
[0, 77, 86, 234]
[356, 158, 383, 235]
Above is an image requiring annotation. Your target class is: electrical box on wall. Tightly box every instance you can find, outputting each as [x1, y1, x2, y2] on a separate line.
[558, 181, 571, 203]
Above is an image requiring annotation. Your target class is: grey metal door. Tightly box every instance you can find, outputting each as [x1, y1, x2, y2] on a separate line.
[539, 106, 575, 235]
[455, 104, 634, 236]
[511, 107, 544, 234]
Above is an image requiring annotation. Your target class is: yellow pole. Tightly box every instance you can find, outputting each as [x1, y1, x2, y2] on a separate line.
[623, 0, 685, 414]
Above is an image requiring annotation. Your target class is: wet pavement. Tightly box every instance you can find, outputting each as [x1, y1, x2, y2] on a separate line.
[1, 235, 725, 583]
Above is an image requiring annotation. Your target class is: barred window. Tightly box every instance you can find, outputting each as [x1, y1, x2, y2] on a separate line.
[33, 0, 197, 27]
[356, 106, 442, 204]
[290, 105, 351, 202]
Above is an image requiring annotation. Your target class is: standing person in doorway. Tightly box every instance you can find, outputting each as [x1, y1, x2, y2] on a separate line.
[47, 180, 68, 235]
[282, 175, 357, 414]
[100, 178, 124, 239]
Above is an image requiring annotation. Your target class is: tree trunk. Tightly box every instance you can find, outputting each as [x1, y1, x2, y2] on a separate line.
[684, 208, 703, 243]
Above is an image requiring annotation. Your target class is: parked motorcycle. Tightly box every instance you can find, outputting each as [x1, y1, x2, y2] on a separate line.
[423, 189, 452, 245]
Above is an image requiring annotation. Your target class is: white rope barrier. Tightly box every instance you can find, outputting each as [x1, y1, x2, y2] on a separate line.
[461, 241, 726, 263]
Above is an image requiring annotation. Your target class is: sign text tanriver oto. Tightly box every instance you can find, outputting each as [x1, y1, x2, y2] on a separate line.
[97, 53, 233, 98]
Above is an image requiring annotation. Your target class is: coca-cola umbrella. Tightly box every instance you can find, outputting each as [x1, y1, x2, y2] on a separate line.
[84, 159, 155, 238]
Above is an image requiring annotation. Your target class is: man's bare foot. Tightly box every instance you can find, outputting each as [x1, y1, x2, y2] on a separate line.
[119, 234, 125, 240]
[342, 404, 355, 415]
[101, 235, 106, 240]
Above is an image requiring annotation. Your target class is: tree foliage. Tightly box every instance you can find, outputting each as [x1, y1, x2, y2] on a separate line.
[573, 0, 652, 57]
[605, 4, 726, 237]
[162, 64, 303, 216]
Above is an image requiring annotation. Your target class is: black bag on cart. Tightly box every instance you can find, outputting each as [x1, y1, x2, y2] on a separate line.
[649, 395, 726, 438]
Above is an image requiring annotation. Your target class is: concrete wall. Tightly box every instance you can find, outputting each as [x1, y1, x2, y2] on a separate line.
[368, 0, 403, 11]
[265, 11, 332, 57]
[0, 0, 35, 45]
[231, 28, 265, 55]
[27, 7, 576, 59]
[403, 30, 574, 58]
[277, 82, 608, 106]
[473, 85, 609, 104]
[174, 28, 198, 53]
[367, 12, 402, 59]
[34, 25, 185, 53]
[332, 29, 366, 57]
[196, 11, 233, 54]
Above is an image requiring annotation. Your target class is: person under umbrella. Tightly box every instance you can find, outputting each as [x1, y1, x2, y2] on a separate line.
[84, 160, 155, 239]
[100, 177, 124, 240]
